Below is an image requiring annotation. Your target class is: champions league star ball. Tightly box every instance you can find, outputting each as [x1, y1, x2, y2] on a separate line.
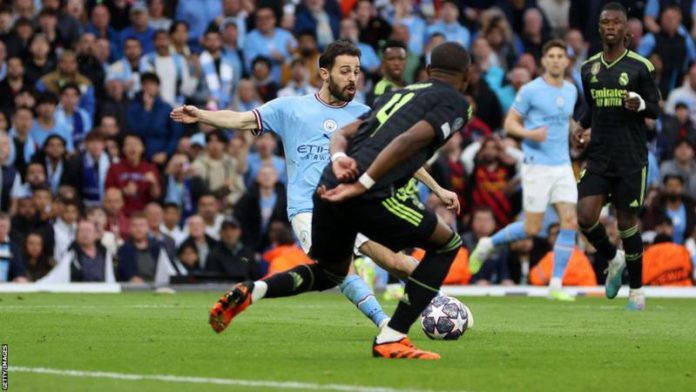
[420, 295, 473, 340]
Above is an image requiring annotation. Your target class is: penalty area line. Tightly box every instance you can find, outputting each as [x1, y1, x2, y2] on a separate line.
[9, 366, 469, 392]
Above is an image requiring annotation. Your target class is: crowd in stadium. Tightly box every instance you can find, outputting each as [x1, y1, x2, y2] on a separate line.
[0, 0, 693, 288]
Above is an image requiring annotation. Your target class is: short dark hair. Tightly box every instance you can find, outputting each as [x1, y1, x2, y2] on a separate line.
[430, 42, 470, 74]
[319, 39, 361, 70]
[130, 212, 147, 221]
[154, 29, 169, 40]
[85, 130, 104, 143]
[675, 138, 694, 151]
[36, 92, 59, 106]
[163, 202, 180, 211]
[601, 2, 628, 17]
[252, 56, 272, 69]
[542, 39, 567, 56]
[169, 20, 189, 35]
[381, 40, 407, 54]
[124, 36, 142, 46]
[43, 134, 66, 148]
[206, 129, 229, 144]
[663, 174, 685, 185]
[140, 72, 160, 85]
[60, 82, 81, 96]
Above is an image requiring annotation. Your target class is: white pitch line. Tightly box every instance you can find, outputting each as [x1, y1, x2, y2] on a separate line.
[9, 366, 469, 392]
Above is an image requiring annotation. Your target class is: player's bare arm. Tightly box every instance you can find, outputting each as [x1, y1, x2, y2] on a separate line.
[170, 105, 259, 130]
[329, 119, 363, 182]
[414, 168, 460, 214]
[504, 108, 548, 142]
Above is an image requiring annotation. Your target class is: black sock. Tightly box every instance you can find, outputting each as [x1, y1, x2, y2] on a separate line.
[580, 221, 617, 260]
[388, 234, 461, 334]
[620, 225, 643, 289]
[263, 264, 340, 298]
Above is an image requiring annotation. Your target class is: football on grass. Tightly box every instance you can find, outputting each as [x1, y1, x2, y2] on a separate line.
[420, 295, 473, 340]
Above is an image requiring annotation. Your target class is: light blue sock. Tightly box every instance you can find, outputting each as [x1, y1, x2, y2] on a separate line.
[339, 275, 389, 327]
[552, 229, 576, 279]
[491, 221, 527, 247]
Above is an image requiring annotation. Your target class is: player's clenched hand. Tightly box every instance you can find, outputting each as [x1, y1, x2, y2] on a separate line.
[435, 188, 461, 214]
[318, 183, 366, 202]
[527, 126, 548, 142]
[572, 126, 590, 147]
[332, 157, 358, 182]
[170, 105, 201, 123]
[623, 91, 645, 112]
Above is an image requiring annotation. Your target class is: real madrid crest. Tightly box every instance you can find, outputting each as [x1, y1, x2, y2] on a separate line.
[323, 119, 337, 132]
[619, 72, 629, 86]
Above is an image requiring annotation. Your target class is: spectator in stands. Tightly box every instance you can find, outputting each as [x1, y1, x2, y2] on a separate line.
[105, 134, 161, 216]
[0, 132, 24, 213]
[100, 80, 129, 131]
[426, 1, 470, 48]
[37, 50, 95, 118]
[191, 130, 245, 209]
[127, 72, 182, 165]
[22, 231, 53, 281]
[519, 8, 549, 61]
[353, 0, 391, 50]
[220, 20, 244, 88]
[25, 33, 56, 86]
[480, 10, 520, 71]
[284, 31, 322, 87]
[278, 57, 317, 97]
[643, 0, 696, 38]
[660, 139, 696, 199]
[0, 57, 27, 111]
[76, 32, 106, 99]
[144, 202, 177, 264]
[430, 132, 468, 220]
[235, 164, 288, 252]
[339, 20, 380, 78]
[118, 4, 155, 55]
[644, 174, 696, 245]
[176, 0, 223, 50]
[366, 40, 407, 107]
[231, 78, 262, 111]
[251, 56, 279, 102]
[177, 242, 201, 272]
[30, 92, 73, 152]
[55, 83, 91, 148]
[56, 219, 114, 283]
[0, 212, 26, 282]
[51, 198, 78, 261]
[263, 222, 313, 277]
[243, 6, 297, 84]
[5, 17, 33, 59]
[199, 28, 236, 109]
[245, 132, 286, 187]
[462, 207, 514, 286]
[140, 30, 195, 107]
[385, 0, 426, 57]
[71, 131, 110, 207]
[665, 63, 696, 123]
[18, 162, 46, 197]
[463, 137, 519, 228]
[11, 196, 36, 241]
[32, 134, 78, 195]
[7, 106, 38, 179]
[117, 213, 159, 283]
[86, 4, 119, 60]
[106, 37, 143, 100]
[465, 62, 504, 130]
[658, 101, 696, 160]
[638, 6, 696, 97]
[180, 214, 217, 270]
[169, 20, 194, 61]
[196, 193, 225, 240]
[294, 0, 341, 49]
[161, 202, 187, 246]
[205, 217, 257, 280]
[36, 8, 66, 55]
[163, 152, 206, 221]
[148, 0, 172, 32]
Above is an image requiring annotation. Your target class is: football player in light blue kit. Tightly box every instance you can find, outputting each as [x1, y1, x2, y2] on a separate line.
[470, 39, 579, 300]
[171, 39, 459, 330]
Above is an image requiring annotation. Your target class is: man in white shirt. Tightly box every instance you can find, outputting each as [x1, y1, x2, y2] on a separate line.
[140, 30, 196, 106]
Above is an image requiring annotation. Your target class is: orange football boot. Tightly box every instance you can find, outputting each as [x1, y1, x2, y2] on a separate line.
[209, 281, 253, 333]
[372, 337, 441, 360]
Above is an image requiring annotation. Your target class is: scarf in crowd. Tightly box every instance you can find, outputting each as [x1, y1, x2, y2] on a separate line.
[200, 51, 234, 108]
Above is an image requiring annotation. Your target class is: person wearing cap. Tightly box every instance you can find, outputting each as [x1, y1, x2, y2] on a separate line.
[204, 216, 258, 281]
[118, 4, 156, 55]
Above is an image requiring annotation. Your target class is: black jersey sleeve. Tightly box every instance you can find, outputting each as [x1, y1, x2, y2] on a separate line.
[423, 90, 470, 143]
[637, 64, 660, 119]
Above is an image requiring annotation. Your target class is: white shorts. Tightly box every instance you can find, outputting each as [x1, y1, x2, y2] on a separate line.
[290, 212, 369, 255]
[521, 164, 577, 213]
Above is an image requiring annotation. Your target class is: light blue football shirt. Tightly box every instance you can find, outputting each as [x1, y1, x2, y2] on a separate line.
[511, 77, 577, 166]
[253, 94, 370, 218]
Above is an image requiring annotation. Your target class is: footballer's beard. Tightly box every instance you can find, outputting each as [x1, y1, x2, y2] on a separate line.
[328, 76, 356, 103]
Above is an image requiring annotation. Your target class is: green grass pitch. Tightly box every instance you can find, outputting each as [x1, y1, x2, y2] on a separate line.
[1, 292, 695, 392]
